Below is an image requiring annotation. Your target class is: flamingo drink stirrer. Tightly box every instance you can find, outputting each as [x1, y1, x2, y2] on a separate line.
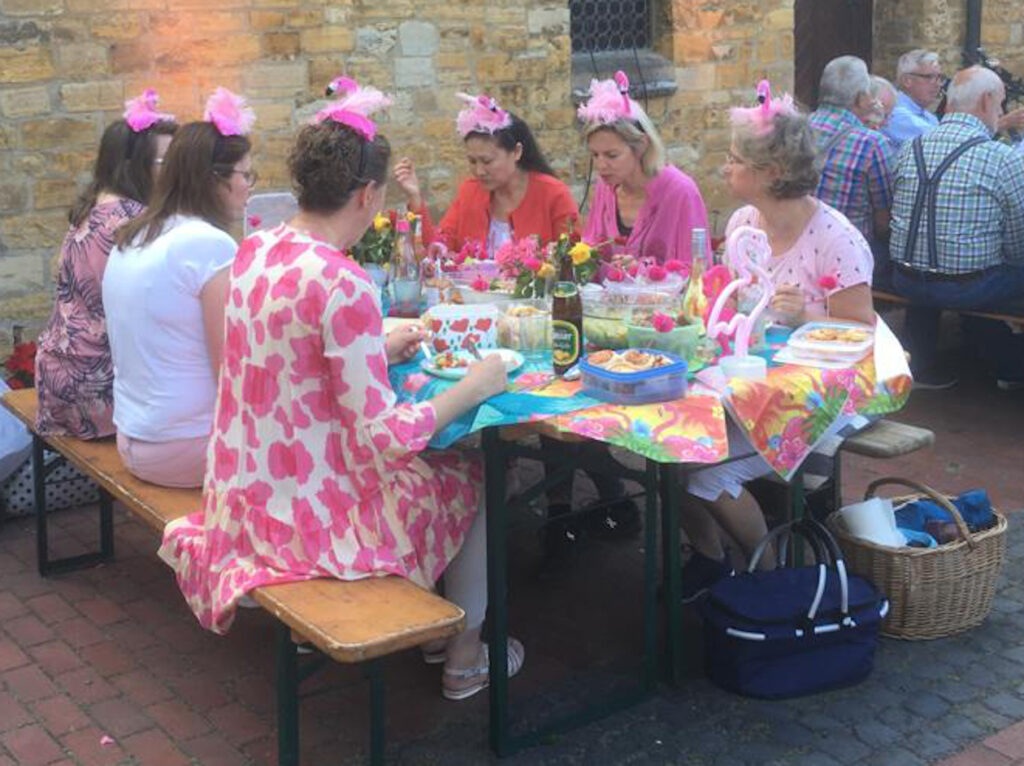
[705, 226, 775, 379]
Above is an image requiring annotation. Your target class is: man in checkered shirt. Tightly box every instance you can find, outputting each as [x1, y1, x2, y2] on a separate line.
[810, 56, 895, 280]
[890, 66, 1024, 389]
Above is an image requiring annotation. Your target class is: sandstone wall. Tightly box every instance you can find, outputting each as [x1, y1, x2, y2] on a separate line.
[0, 0, 794, 350]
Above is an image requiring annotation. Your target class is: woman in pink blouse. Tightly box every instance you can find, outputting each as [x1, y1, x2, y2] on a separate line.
[579, 72, 710, 264]
[158, 80, 522, 701]
[34, 91, 177, 439]
[678, 86, 876, 602]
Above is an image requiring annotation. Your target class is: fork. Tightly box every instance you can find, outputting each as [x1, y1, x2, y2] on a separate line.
[464, 338, 484, 361]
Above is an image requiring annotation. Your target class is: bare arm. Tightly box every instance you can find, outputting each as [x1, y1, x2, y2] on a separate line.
[200, 267, 231, 377]
[827, 283, 875, 326]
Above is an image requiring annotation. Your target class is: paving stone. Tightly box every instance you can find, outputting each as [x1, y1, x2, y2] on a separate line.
[853, 721, 901, 748]
[906, 691, 952, 719]
[984, 693, 1024, 719]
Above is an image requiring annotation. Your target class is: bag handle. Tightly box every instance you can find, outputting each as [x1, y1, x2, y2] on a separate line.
[864, 477, 975, 549]
[748, 519, 848, 627]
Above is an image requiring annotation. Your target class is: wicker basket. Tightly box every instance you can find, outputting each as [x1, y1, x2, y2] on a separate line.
[827, 478, 1007, 640]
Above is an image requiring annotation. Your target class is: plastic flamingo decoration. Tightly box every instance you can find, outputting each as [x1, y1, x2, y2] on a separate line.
[315, 77, 392, 140]
[455, 93, 512, 138]
[705, 226, 775, 358]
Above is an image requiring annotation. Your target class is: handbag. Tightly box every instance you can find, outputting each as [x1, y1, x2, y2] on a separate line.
[698, 517, 888, 699]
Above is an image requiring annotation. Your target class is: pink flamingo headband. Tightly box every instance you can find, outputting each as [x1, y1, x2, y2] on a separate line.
[577, 70, 643, 125]
[315, 77, 393, 141]
[729, 79, 797, 134]
[203, 87, 256, 137]
[123, 88, 175, 133]
[455, 93, 513, 138]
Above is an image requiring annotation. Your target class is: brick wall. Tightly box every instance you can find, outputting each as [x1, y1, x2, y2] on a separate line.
[0, 0, 794, 351]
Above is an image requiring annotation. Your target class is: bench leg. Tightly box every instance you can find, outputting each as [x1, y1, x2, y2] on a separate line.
[99, 488, 115, 560]
[365, 659, 385, 766]
[275, 622, 300, 766]
[659, 464, 684, 687]
[33, 436, 49, 577]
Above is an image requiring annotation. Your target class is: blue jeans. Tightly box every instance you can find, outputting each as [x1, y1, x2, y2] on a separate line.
[892, 265, 1024, 380]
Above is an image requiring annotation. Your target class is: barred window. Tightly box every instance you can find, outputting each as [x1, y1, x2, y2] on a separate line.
[570, 0, 653, 54]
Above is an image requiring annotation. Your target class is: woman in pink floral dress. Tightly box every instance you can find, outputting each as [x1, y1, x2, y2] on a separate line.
[159, 79, 523, 700]
[34, 91, 176, 439]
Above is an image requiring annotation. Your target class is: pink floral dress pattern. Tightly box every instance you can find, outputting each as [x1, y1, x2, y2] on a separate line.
[159, 224, 482, 633]
[35, 199, 144, 439]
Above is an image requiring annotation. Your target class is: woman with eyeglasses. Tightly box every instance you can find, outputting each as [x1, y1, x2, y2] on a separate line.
[34, 90, 177, 440]
[103, 88, 256, 488]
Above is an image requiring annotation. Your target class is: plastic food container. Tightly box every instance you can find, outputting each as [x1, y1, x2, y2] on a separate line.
[580, 349, 688, 405]
[582, 285, 682, 350]
[787, 321, 874, 362]
[498, 300, 551, 351]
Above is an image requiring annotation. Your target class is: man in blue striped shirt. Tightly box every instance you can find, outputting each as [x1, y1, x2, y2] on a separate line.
[890, 66, 1024, 388]
[884, 50, 943, 149]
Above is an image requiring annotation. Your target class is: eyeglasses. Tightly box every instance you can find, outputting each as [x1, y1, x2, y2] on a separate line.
[725, 151, 748, 166]
[907, 72, 944, 83]
[231, 169, 259, 187]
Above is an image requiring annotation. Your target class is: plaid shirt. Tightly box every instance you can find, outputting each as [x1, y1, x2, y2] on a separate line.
[809, 106, 894, 243]
[889, 113, 1024, 273]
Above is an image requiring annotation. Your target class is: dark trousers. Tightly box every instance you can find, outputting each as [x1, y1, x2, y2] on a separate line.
[539, 435, 625, 507]
[892, 265, 1024, 381]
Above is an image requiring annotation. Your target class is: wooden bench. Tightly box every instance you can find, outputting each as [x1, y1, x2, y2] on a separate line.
[1, 388, 464, 766]
[874, 289, 1024, 330]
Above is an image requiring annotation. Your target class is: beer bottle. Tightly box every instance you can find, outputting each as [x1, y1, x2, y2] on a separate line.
[551, 244, 583, 375]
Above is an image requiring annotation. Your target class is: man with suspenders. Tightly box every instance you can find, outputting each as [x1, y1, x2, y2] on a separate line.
[889, 67, 1024, 390]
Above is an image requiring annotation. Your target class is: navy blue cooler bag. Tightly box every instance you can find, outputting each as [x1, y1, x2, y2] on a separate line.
[699, 518, 888, 699]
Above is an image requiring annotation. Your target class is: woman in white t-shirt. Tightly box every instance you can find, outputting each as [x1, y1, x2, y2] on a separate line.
[104, 88, 256, 488]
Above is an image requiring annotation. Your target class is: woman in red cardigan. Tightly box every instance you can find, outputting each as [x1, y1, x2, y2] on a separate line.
[393, 93, 579, 254]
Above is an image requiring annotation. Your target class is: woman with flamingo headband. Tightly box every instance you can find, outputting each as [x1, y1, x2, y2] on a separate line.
[103, 87, 256, 488]
[34, 89, 178, 441]
[578, 70, 710, 266]
[674, 81, 880, 603]
[159, 77, 525, 701]
[392, 91, 579, 256]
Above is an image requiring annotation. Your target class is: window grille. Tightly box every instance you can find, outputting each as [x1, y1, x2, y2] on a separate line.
[570, 0, 653, 54]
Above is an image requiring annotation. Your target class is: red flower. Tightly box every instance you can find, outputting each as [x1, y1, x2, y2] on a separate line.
[523, 256, 542, 273]
[569, 231, 582, 244]
[606, 266, 625, 282]
[387, 209, 397, 226]
[818, 274, 838, 290]
[651, 312, 676, 333]
[246, 214, 262, 229]
[664, 259, 685, 274]
[627, 264, 639, 278]
[613, 236, 628, 246]
[471, 276, 490, 292]
[646, 265, 667, 283]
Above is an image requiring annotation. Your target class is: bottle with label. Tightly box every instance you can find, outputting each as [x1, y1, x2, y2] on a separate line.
[682, 227, 708, 326]
[551, 250, 583, 375]
[390, 219, 421, 316]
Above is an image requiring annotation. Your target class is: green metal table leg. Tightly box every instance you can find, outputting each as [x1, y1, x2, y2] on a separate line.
[365, 659, 385, 766]
[642, 460, 659, 692]
[275, 622, 300, 766]
[482, 427, 510, 757]
[659, 464, 684, 687]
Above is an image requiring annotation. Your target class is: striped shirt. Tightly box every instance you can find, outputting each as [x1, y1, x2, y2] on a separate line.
[889, 112, 1024, 273]
[883, 91, 940, 148]
[809, 106, 894, 243]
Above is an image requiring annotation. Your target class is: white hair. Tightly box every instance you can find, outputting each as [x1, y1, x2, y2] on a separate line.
[946, 66, 1003, 111]
[818, 56, 871, 109]
[897, 50, 940, 81]
[870, 75, 898, 103]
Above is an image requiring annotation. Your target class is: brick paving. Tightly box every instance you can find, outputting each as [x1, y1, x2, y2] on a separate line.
[0, 315, 1021, 765]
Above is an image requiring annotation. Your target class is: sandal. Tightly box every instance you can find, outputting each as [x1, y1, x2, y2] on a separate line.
[442, 638, 525, 701]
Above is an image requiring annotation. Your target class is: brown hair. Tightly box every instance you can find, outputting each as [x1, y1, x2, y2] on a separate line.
[288, 121, 391, 213]
[69, 118, 178, 228]
[732, 112, 822, 200]
[117, 121, 250, 248]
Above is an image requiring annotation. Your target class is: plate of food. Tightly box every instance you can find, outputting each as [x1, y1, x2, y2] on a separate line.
[421, 348, 525, 380]
[788, 321, 874, 361]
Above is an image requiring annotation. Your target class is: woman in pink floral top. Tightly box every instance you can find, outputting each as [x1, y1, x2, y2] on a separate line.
[35, 110, 176, 439]
[159, 84, 522, 700]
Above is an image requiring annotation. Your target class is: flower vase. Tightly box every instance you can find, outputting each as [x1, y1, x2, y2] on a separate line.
[363, 263, 390, 316]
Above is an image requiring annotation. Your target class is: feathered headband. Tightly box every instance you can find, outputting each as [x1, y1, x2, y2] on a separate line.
[455, 93, 513, 138]
[314, 76, 393, 141]
[729, 79, 797, 134]
[577, 70, 643, 125]
[123, 88, 175, 133]
[203, 87, 256, 137]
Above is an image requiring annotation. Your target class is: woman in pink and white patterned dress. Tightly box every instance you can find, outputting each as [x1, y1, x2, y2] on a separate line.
[159, 79, 523, 700]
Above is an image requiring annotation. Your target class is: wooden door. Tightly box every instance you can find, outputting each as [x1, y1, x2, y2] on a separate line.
[795, 0, 874, 109]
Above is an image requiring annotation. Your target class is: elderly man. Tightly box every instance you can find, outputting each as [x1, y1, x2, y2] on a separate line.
[809, 56, 895, 282]
[890, 66, 1024, 388]
[865, 75, 898, 134]
[885, 49, 943, 147]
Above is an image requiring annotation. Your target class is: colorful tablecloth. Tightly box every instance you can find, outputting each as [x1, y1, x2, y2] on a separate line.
[389, 322, 912, 478]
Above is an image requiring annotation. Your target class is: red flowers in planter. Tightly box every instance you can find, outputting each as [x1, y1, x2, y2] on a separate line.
[4, 341, 36, 390]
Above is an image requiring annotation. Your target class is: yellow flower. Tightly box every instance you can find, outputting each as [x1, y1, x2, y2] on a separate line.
[405, 211, 418, 223]
[373, 213, 390, 232]
[569, 242, 591, 266]
[537, 262, 555, 279]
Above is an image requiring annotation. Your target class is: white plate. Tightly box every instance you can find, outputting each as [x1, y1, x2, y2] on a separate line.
[421, 348, 524, 380]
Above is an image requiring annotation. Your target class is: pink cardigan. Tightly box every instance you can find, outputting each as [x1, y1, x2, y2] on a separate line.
[583, 165, 710, 263]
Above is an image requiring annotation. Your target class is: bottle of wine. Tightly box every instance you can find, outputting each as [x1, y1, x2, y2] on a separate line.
[682, 227, 708, 326]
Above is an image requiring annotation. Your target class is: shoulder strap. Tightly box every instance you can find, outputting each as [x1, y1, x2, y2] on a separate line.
[902, 134, 990, 270]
